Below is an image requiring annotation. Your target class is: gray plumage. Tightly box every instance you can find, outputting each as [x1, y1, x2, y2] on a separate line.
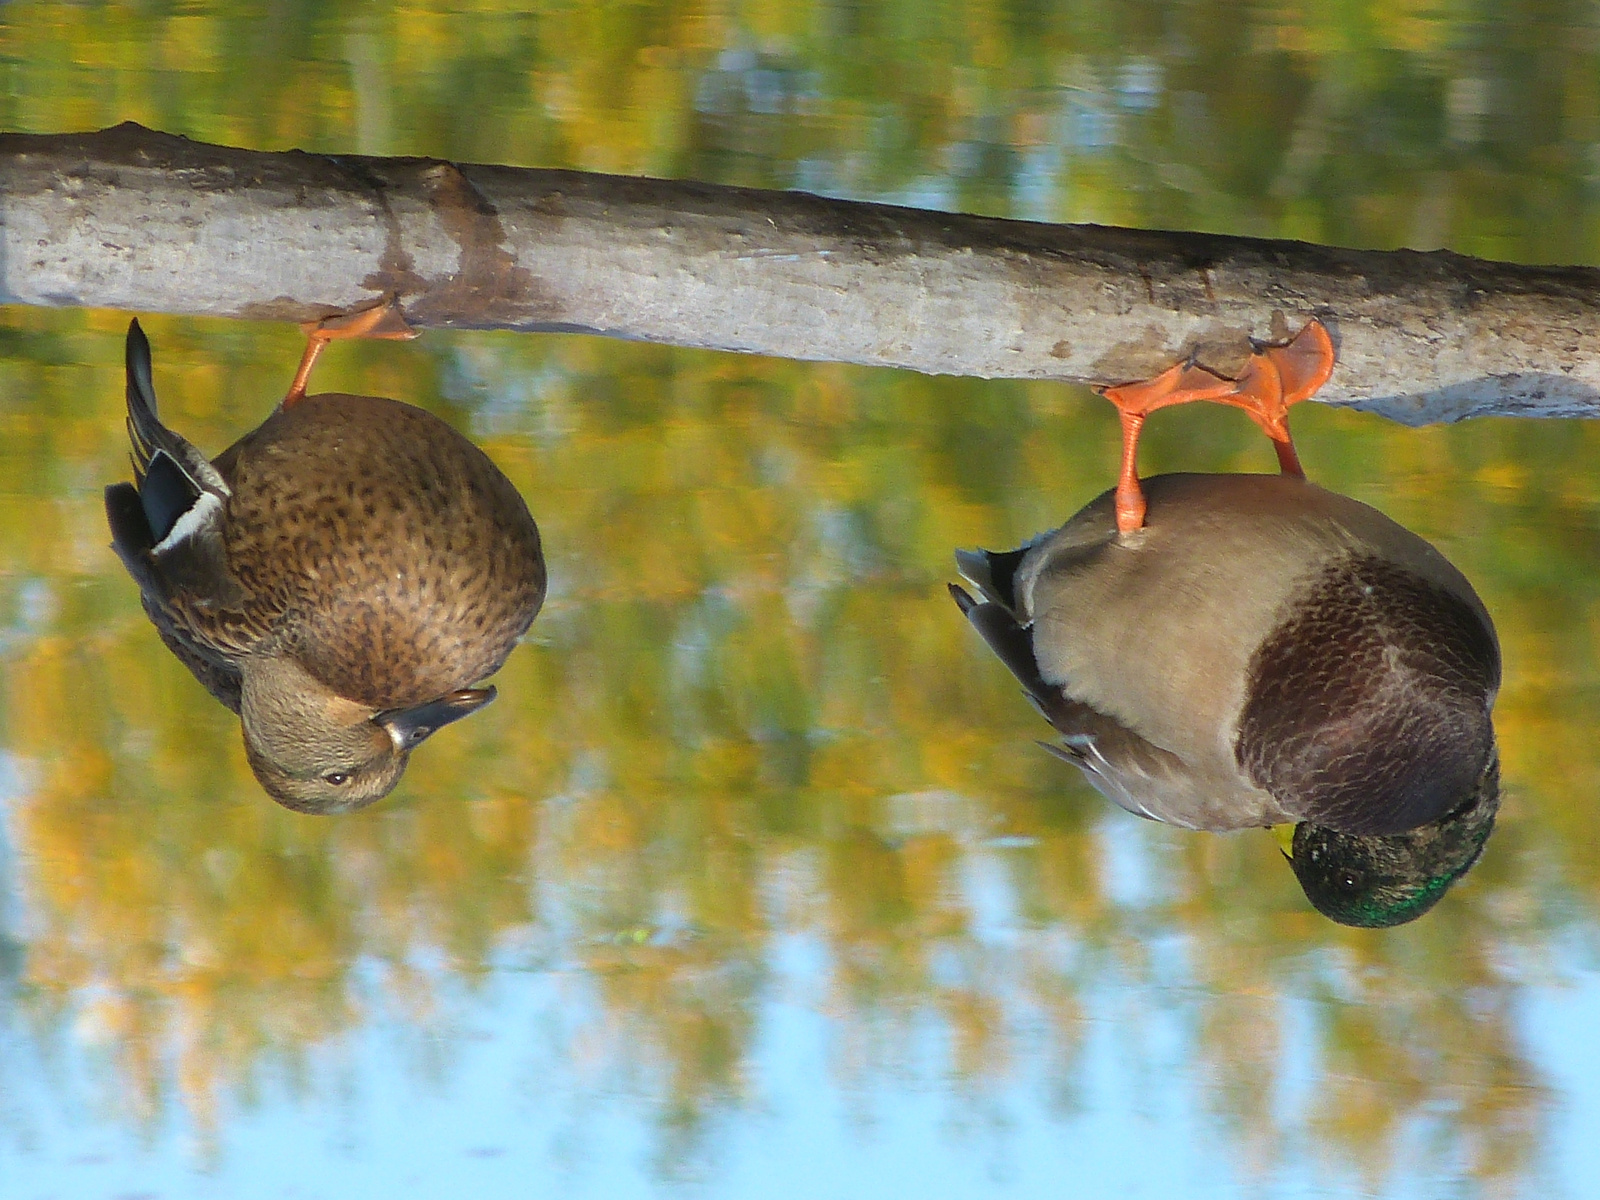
[951, 472, 1501, 926]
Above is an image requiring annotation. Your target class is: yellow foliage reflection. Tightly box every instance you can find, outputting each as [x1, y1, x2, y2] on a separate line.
[4, 308, 1586, 1189]
[3, 0, 1599, 1188]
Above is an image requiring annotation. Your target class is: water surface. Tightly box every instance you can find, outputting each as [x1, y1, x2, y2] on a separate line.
[3, 4, 1600, 1198]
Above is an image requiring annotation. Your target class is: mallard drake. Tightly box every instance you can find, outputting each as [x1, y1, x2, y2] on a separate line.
[950, 472, 1500, 927]
[104, 308, 547, 814]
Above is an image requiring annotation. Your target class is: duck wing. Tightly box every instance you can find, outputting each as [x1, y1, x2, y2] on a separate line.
[107, 320, 256, 703]
[143, 595, 243, 714]
[121, 320, 230, 511]
[107, 320, 244, 603]
[949, 581, 1195, 824]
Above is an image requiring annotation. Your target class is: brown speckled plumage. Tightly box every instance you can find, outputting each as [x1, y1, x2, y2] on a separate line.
[106, 319, 546, 813]
[215, 393, 544, 705]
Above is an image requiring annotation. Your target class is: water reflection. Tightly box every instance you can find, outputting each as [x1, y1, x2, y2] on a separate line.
[5, 1, 1594, 262]
[5, 1, 1600, 1193]
[1, 313, 1579, 1195]
[103, 316, 546, 811]
[951, 472, 1499, 927]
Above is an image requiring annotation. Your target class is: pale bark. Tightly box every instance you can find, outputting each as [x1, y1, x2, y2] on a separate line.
[3, 122, 1598, 424]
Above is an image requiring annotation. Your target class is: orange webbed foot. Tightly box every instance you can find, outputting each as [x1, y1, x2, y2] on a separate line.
[1217, 319, 1335, 479]
[1093, 319, 1336, 533]
[1269, 318, 1336, 404]
[1098, 359, 1238, 418]
[284, 297, 419, 408]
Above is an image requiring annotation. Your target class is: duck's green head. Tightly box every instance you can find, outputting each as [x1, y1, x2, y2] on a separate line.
[1277, 751, 1499, 928]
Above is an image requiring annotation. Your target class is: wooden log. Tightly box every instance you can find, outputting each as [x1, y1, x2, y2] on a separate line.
[2, 121, 1598, 423]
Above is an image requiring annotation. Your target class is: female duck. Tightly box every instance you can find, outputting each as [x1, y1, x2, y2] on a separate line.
[105, 309, 546, 813]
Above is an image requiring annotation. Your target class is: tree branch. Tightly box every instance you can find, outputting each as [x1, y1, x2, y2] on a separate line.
[3, 122, 1598, 423]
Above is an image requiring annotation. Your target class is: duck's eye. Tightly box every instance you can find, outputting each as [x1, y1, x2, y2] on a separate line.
[323, 771, 352, 786]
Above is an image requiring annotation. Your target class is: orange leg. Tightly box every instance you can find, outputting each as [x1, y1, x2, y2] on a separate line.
[1114, 409, 1147, 531]
[284, 298, 418, 408]
[1097, 360, 1237, 534]
[1094, 318, 1336, 532]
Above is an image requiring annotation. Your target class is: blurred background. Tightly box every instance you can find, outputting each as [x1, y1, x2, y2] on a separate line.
[2, 3, 1600, 1197]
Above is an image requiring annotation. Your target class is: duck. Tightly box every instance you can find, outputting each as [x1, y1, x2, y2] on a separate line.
[950, 472, 1501, 927]
[104, 304, 547, 814]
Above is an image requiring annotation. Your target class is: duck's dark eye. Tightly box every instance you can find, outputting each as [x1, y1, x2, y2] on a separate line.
[323, 771, 352, 786]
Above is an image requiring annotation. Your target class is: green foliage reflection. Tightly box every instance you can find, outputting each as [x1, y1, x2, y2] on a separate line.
[2, 0, 1596, 257]
[2, 308, 1593, 1187]
[2, 0, 1599, 1190]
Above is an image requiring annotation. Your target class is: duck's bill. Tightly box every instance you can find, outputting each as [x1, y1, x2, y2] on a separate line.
[377, 687, 497, 750]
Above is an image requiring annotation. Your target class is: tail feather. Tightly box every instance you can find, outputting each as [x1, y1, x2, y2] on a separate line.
[110, 321, 242, 609]
[951, 549, 1192, 823]
[954, 545, 1030, 612]
[124, 319, 159, 479]
[949, 582, 1060, 713]
[122, 320, 230, 499]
